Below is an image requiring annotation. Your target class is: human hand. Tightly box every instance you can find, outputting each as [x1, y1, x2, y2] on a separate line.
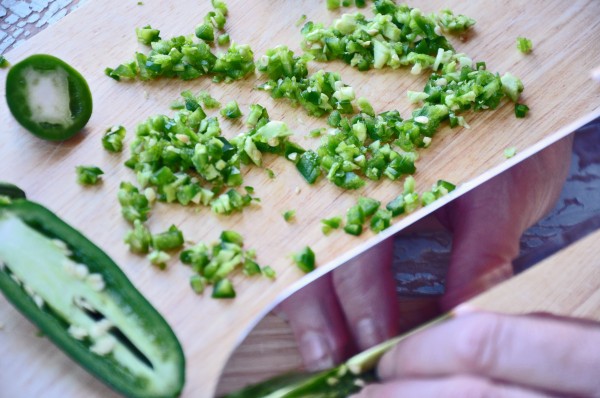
[279, 240, 401, 370]
[434, 134, 574, 310]
[281, 134, 574, 372]
[353, 311, 600, 398]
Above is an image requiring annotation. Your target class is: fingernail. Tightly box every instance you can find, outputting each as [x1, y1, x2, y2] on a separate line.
[453, 303, 480, 316]
[300, 331, 335, 371]
[355, 318, 383, 350]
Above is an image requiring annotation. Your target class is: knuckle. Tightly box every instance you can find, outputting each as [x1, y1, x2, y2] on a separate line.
[454, 313, 505, 374]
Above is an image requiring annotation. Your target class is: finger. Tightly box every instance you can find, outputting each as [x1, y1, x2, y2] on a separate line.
[436, 178, 521, 310]
[378, 312, 600, 397]
[332, 238, 400, 351]
[351, 375, 555, 398]
[436, 134, 574, 310]
[278, 274, 354, 371]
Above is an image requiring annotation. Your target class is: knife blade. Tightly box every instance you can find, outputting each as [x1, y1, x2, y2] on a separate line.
[214, 115, 600, 397]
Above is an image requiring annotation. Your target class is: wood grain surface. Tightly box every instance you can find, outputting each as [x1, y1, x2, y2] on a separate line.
[1, 1, 599, 397]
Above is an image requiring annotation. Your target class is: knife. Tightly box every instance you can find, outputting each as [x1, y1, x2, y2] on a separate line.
[214, 114, 600, 397]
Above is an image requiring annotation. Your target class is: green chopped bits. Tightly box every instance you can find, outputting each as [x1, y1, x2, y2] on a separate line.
[147, 250, 170, 270]
[118, 182, 151, 223]
[344, 204, 365, 236]
[212, 43, 256, 83]
[321, 216, 342, 235]
[211, 0, 228, 15]
[152, 225, 184, 251]
[357, 97, 375, 116]
[504, 146, 517, 159]
[309, 128, 325, 138]
[245, 103, 269, 128]
[106, 3, 257, 82]
[266, 168, 276, 179]
[435, 9, 476, 34]
[0, 55, 9, 68]
[292, 246, 315, 273]
[195, 23, 215, 42]
[301, 4, 453, 71]
[181, 229, 272, 298]
[296, 14, 307, 27]
[501, 72, 524, 102]
[190, 275, 207, 294]
[124, 220, 153, 254]
[242, 258, 261, 276]
[102, 125, 126, 152]
[326, 0, 341, 10]
[343, 223, 363, 236]
[421, 191, 436, 206]
[180, 243, 210, 273]
[217, 33, 230, 46]
[221, 100, 243, 119]
[357, 197, 380, 217]
[404, 176, 416, 194]
[516, 37, 533, 54]
[136, 25, 160, 45]
[370, 208, 392, 232]
[104, 62, 137, 81]
[76, 166, 104, 185]
[198, 91, 221, 109]
[386, 194, 405, 217]
[212, 278, 236, 299]
[210, 188, 257, 215]
[407, 91, 429, 104]
[221, 230, 244, 245]
[296, 150, 321, 184]
[262, 265, 276, 279]
[283, 210, 296, 222]
[515, 103, 530, 118]
[123, 94, 293, 218]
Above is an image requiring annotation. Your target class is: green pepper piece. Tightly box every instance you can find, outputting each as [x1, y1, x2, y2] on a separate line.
[152, 225, 184, 251]
[321, 216, 342, 235]
[195, 23, 215, 42]
[190, 274, 206, 294]
[0, 182, 27, 199]
[136, 25, 161, 45]
[357, 197, 380, 218]
[102, 125, 127, 153]
[0, 199, 185, 398]
[6, 54, 93, 141]
[261, 265, 276, 279]
[220, 100, 243, 119]
[296, 150, 321, 184]
[76, 166, 104, 185]
[516, 37, 533, 54]
[515, 103, 530, 118]
[282, 210, 296, 223]
[292, 246, 316, 273]
[212, 278, 236, 299]
[0, 54, 10, 68]
[220, 230, 244, 246]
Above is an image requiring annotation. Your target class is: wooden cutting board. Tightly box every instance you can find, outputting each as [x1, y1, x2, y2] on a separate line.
[0, 1, 599, 397]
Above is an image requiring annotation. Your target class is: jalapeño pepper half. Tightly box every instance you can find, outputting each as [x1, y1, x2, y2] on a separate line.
[0, 198, 185, 398]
